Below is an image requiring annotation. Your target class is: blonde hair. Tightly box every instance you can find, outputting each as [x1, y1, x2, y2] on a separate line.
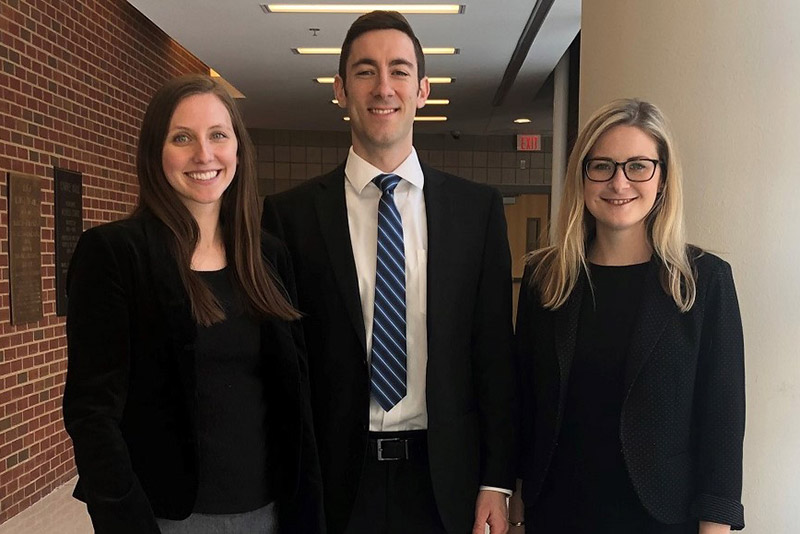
[528, 98, 697, 312]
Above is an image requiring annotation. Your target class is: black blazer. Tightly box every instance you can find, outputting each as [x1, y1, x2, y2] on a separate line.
[262, 163, 516, 534]
[62, 214, 324, 534]
[515, 251, 745, 529]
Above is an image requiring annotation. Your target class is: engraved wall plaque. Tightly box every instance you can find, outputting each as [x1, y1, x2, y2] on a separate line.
[54, 168, 83, 316]
[8, 172, 43, 324]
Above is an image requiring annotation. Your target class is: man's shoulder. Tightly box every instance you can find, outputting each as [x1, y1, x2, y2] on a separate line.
[422, 164, 501, 203]
[268, 164, 345, 207]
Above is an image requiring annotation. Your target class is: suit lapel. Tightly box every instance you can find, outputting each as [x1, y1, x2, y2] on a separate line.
[623, 259, 679, 392]
[555, 270, 584, 403]
[142, 216, 197, 402]
[142, 215, 195, 347]
[421, 165, 449, 350]
[314, 168, 368, 353]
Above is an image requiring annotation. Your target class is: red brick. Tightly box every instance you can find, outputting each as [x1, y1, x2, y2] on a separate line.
[0, 0, 206, 524]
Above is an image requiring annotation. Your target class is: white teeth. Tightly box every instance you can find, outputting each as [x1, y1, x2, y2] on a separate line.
[370, 108, 396, 115]
[605, 198, 634, 205]
[186, 170, 218, 181]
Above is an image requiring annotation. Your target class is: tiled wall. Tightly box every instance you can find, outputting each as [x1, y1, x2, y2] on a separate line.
[249, 129, 553, 197]
[0, 0, 207, 523]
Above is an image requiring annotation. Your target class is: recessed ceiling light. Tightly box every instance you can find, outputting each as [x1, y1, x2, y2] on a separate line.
[420, 48, 458, 55]
[295, 47, 457, 55]
[318, 77, 454, 84]
[514, 118, 532, 124]
[332, 98, 449, 105]
[293, 48, 342, 55]
[343, 116, 448, 122]
[263, 4, 465, 14]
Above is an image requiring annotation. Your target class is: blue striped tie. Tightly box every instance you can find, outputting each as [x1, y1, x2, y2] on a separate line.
[371, 173, 407, 411]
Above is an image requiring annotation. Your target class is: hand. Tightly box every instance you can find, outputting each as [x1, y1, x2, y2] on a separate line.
[699, 521, 731, 534]
[473, 489, 508, 534]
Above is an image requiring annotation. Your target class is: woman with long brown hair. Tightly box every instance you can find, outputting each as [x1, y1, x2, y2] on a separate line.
[63, 74, 322, 533]
[513, 99, 745, 533]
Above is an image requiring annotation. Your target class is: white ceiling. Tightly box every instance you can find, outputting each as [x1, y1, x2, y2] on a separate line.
[127, 0, 580, 135]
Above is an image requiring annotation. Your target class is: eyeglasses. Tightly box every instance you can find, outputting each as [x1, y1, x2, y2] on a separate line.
[583, 157, 663, 182]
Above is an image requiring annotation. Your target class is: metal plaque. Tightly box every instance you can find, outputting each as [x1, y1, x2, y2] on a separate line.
[8, 172, 43, 325]
[54, 168, 83, 316]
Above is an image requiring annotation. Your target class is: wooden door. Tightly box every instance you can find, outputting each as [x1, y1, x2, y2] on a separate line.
[504, 194, 550, 322]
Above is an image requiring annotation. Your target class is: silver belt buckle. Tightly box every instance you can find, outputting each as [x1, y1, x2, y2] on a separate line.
[376, 437, 407, 461]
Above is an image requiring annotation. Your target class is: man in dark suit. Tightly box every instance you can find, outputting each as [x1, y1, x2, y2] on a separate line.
[262, 11, 515, 534]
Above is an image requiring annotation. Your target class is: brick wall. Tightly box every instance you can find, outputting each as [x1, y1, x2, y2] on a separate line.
[250, 129, 553, 197]
[0, 0, 206, 523]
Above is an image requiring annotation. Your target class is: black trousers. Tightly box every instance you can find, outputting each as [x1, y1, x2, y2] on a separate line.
[345, 431, 448, 534]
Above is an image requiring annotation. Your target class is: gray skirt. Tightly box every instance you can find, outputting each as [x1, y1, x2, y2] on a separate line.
[156, 501, 278, 534]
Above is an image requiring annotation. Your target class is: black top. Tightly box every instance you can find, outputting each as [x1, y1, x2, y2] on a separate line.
[193, 268, 273, 513]
[532, 262, 696, 534]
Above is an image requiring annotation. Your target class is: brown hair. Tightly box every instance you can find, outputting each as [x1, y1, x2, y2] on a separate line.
[338, 10, 426, 83]
[135, 73, 299, 325]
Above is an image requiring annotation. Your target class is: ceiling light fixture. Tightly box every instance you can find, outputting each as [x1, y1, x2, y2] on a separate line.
[318, 77, 454, 84]
[295, 47, 458, 55]
[342, 116, 448, 122]
[332, 98, 449, 105]
[263, 4, 465, 14]
[514, 118, 532, 124]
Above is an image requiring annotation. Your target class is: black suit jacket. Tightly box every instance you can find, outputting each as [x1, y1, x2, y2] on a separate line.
[515, 251, 745, 529]
[62, 213, 324, 534]
[262, 163, 516, 534]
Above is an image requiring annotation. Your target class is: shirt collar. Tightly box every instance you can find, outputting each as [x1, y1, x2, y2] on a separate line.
[344, 147, 425, 194]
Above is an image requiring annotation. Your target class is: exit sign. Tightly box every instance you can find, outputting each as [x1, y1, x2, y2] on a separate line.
[517, 134, 541, 151]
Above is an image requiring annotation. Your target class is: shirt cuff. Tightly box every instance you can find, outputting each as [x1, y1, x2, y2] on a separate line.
[479, 485, 513, 497]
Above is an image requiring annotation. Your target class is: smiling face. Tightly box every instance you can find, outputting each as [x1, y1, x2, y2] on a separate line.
[334, 29, 430, 166]
[584, 124, 662, 239]
[161, 92, 238, 218]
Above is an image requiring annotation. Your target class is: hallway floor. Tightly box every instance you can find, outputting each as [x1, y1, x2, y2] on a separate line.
[0, 478, 92, 534]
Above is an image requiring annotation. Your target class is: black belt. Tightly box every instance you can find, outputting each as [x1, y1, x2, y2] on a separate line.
[367, 431, 427, 461]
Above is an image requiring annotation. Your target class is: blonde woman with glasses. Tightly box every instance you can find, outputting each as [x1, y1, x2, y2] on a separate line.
[512, 99, 745, 533]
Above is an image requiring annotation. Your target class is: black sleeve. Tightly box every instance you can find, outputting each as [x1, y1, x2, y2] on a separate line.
[513, 263, 536, 481]
[271, 236, 326, 534]
[62, 229, 160, 534]
[472, 189, 516, 490]
[691, 261, 746, 530]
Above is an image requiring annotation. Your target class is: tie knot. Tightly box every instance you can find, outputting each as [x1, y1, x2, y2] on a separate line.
[373, 173, 401, 194]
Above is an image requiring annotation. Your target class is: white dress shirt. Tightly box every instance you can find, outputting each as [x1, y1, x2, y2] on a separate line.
[344, 147, 428, 432]
[345, 148, 512, 497]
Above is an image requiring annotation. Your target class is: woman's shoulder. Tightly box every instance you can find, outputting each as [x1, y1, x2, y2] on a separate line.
[687, 245, 733, 276]
[519, 247, 561, 311]
[77, 215, 149, 254]
[685, 245, 738, 300]
[82, 215, 145, 239]
[74, 214, 172, 274]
